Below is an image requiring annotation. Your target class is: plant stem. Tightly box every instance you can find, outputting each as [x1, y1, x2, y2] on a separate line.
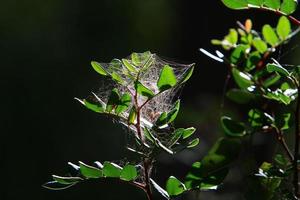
[274, 128, 294, 162]
[294, 85, 300, 198]
[134, 89, 154, 200]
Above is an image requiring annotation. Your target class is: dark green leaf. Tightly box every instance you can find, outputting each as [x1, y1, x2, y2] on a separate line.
[43, 181, 76, 190]
[91, 61, 108, 76]
[230, 45, 248, 64]
[115, 93, 131, 114]
[246, 51, 261, 71]
[221, 116, 246, 137]
[102, 162, 122, 178]
[264, 0, 281, 9]
[200, 138, 241, 176]
[106, 88, 120, 112]
[232, 68, 254, 89]
[120, 165, 138, 181]
[166, 176, 186, 196]
[187, 138, 200, 148]
[135, 81, 155, 98]
[276, 16, 291, 40]
[52, 175, 82, 185]
[226, 89, 256, 104]
[179, 65, 194, 84]
[79, 161, 102, 178]
[262, 25, 279, 46]
[157, 65, 177, 91]
[266, 63, 289, 76]
[280, 0, 298, 15]
[263, 73, 281, 88]
[221, 0, 248, 10]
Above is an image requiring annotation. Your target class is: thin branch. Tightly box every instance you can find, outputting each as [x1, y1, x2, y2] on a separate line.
[294, 84, 300, 198]
[274, 128, 294, 162]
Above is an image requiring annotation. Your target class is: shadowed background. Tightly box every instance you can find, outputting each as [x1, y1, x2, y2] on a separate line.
[1, 0, 300, 199]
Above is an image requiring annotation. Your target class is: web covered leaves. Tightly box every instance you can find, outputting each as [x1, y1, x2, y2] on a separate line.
[221, 0, 298, 15]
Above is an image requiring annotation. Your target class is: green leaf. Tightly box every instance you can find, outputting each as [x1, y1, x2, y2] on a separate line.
[106, 88, 120, 112]
[166, 176, 186, 196]
[187, 138, 200, 148]
[144, 127, 156, 143]
[201, 138, 241, 176]
[226, 89, 256, 104]
[91, 61, 108, 76]
[182, 127, 196, 139]
[79, 161, 102, 178]
[221, 0, 248, 9]
[221, 116, 246, 137]
[120, 165, 138, 181]
[111, 71, 124, 84]
[252, 38, 268, 54]
[157, 65, 177, 91]
[262, 25, 279, 46]
[263, 73, 281, 88]
[131, 51, 152, 67]
[225, 29, 239, 45]
[83, 99, 104, 113]
[115, 93, 131, 114]
[43, 181, 76, 190]
[247, 0, 264, 6]
[179, 65, 194, 84]
[128, 107, 137, 124]
[102, 162, 122, 178]
[232, 68, 254, 89]
[230, 45, 248, 64]
[167, 100, 180, 123]
[52, 175, 83, 185]
[280, 0, 298, 14]
[264, 0, 281, 9]
[168, 128, 184, 147]
[266, 63, 289, 76]
[246, 51, 261, 71]
[276, 16, 291, 40]
[156, 100, 180, 126]
[122, 59, 137, 73]
[276, 113, 291, 130]
[135, 81, 155, 98]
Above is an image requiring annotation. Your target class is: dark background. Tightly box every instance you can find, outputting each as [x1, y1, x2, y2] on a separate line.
[1, 0, 300, 200]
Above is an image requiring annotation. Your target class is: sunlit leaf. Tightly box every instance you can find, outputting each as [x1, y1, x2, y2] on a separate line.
[262, 25, 279, 46]
[102, 162, 122, 178]
[253, 38, 268, 54]
[120, 165, 138, 181]
[91, 61, 108, 76]
[79, 161, 102, 178]
[221, 0, 248, 9]
[157, 65, 177, 91]
[264, 0, 281, 9]
[280, 0, 298, 15]
[115, 93, 131, 114]
[166, 176, 186, 196]
[276, 16, 291, 40]
[135, 81, 155, 98]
